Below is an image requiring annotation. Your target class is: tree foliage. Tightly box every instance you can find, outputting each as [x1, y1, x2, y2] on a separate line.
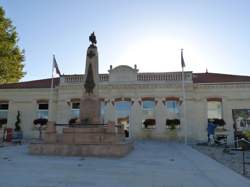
[0, 6, 25, 83]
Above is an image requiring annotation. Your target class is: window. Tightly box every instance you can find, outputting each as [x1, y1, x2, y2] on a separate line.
[71, 102, 80, 118]
[115, 101, 131, 118]
[142, 100, 155, 110]
[207, 101, 222, 119]
[141, 99, 155, 128]
[166, 100, 179, 113]
[142, 100, 155, 117]
[0, 103, 8, 119]
[37, 103, 49, 119]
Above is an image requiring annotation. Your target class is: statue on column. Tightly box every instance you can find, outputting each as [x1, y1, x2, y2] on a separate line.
[89, 32, 97, 47]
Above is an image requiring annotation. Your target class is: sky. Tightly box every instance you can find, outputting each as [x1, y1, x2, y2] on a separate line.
[1, 0, 250, 81]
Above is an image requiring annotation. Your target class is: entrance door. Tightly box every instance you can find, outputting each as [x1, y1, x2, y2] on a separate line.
[115, 101, 131, 138]
[117, 116, 129, 137]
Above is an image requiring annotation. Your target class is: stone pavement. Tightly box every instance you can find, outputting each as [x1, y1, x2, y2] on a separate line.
[0, 140, 250, 187]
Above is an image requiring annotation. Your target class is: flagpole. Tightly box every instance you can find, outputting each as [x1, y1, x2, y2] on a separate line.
[49, 55, 54, 121]
[181, 49, 187, 145]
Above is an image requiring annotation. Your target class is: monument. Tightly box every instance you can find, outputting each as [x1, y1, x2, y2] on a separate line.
[80, 32, 100, 125]
[29, 33, 133, 157]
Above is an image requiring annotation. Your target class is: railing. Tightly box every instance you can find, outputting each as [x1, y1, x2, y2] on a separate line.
[61, 74, 109, 84]
[225, 138, 250, 176]
[62, 75, 84, 84]
[99, 74, 109, 81]
[60, 72, 192, 84]
[137, 72, 192, 82]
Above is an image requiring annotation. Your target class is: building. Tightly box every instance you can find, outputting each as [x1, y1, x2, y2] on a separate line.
[1, 43, 250, 142]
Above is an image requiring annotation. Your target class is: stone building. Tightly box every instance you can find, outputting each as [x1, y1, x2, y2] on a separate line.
[1, 44, 250, 142]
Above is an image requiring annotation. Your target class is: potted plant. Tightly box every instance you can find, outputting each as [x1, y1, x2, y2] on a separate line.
[143, 119, 156, 129]
[0, 118, 7, 142]
[69, 118, 77, 125]
[68, 117, 81, 126]
[33, 118, 48, 139]
[212, 118, 225, 127]
[238, 130, 250, 150]
[0, 118, 7, 128]
[166, 119, 180, 130]
[12, 111, 23, 144]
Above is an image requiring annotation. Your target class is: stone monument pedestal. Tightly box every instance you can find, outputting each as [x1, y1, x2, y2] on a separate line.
[29, 122, 133, 157]
[80, 94, 100, 124]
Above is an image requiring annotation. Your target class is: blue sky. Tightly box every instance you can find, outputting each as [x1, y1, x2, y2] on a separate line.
[1, 0, 250, 81]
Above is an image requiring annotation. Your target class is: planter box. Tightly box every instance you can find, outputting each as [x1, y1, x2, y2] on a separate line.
[12, 131, 23, 144]
[0, 129, 3, 143]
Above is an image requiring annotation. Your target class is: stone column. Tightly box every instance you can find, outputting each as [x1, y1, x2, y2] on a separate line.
[106, 100, 116, 123]
[80, 37, 101, 124]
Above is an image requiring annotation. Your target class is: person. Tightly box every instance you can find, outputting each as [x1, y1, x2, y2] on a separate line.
[207, 119, 217, 144]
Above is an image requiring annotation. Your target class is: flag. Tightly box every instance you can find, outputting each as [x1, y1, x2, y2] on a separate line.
[53, 55, 61, 76]
[181, 49, 185, 68]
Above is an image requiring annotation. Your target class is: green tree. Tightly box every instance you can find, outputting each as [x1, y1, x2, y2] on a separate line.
[0, 6, 25, 83]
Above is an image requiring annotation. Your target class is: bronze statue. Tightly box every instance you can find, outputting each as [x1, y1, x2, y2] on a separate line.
[89, 32, 97, 46]
[84, 63, 95, 95]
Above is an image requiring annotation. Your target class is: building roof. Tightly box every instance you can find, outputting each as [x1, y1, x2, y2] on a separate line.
[0, 72, 250, 89]
[193, 73, 250, 83]
[0, 78, 60, 89]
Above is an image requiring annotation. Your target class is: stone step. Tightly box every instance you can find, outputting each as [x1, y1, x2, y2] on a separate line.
[29, 141, 133, 157]
[44, 133, 125, 144]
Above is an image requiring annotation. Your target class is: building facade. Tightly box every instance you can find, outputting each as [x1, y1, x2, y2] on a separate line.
[1, 46, 250, 142]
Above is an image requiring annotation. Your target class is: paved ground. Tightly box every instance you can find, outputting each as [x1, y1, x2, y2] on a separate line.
[193, 144, 250, 179]
[0, 141, 250, 187]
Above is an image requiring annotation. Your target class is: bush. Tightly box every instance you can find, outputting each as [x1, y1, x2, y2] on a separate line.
[0, 118, 7, 128]
[143, 119, 156, 128]
[33, 118, 48, 139]
[166, 119, 180, 130]
[0, 118, 7, 125]
[33, 118, 48, 126]
[14, 111, 21, 131]
[243, 130, 250, 140]
[69, 118, 77, 124]
[210, 118, 225, 127]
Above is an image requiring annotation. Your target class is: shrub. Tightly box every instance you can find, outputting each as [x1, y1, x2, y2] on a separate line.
[0, 118, 7, 125]
[143, 119, 156, 128]
[243, 130, 250, 139]
[166, 119, 180, 130]
[33, 118, 48, 139]
[14, 111, 21, 131]
[33, 118, 48, 126]
[69, 118, 77, 124]
[0, 118, 7, 128]
[211, 118, 225, 127]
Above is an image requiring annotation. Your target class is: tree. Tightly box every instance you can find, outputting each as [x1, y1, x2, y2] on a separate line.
[33, 118, 48, 139]
[0, 6, 25, 84]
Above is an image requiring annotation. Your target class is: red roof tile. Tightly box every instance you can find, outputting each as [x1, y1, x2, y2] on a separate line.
[0, 78, 60, 89]
[193, 73, 250, 83]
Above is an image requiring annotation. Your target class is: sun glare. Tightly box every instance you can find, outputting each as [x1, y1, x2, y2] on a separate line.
[116, 36, 204, 73]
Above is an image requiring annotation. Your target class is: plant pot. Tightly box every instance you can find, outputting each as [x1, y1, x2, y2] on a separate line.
[238, 140, 250, 150]
[0, 129, 3, 143]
